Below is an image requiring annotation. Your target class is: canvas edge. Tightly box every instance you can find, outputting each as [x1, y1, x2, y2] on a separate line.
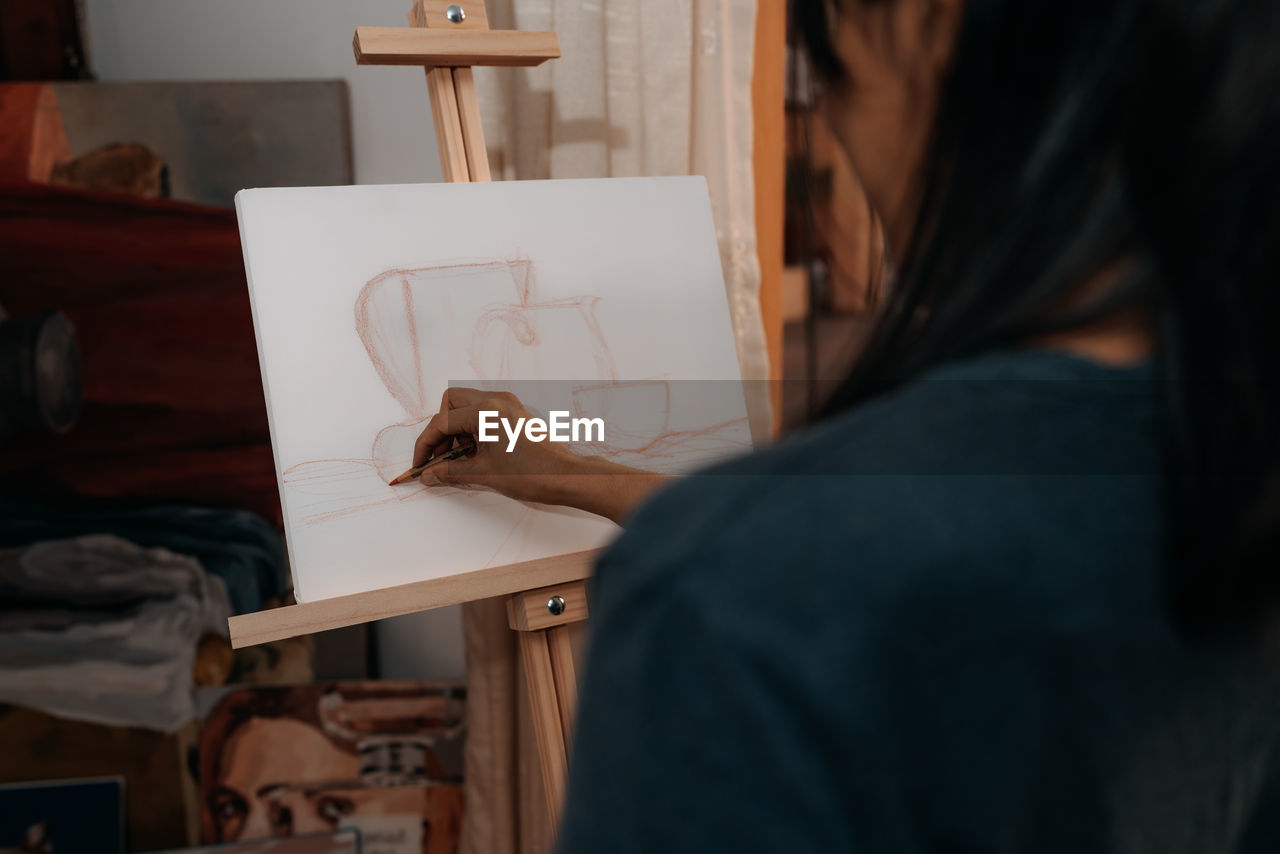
[234, 188, 308, 604]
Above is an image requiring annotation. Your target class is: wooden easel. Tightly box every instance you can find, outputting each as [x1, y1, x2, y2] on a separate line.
[359, 1, 583, 825]
[228, 0, 584, 831]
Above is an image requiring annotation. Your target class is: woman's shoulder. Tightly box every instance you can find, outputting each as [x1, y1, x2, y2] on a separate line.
[734, 346, 1160, 478]
[596, 348, 1164, 623]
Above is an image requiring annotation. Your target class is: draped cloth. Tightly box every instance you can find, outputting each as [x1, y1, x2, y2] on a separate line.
[459, 3, 762, 852]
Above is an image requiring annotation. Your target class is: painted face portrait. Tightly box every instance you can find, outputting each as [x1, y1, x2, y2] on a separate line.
[200, 684, 464, 854]
[210, 716, 359, 839]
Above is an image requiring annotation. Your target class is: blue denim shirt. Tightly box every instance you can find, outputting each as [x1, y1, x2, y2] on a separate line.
[557, 350, 1280, 854]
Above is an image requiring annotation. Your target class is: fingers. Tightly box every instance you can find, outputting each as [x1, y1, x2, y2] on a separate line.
[439, 386, 492, 412]
[413, 408, 473, 466]
[412, 389, 525, 466]
[419, 443, 490, 489]
[418, 413, 512, 485]
[412, 415, 447, 467]
[412, 389, 478, 466]
[419, 455, 467, 487]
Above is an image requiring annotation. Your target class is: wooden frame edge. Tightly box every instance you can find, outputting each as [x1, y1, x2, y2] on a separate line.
[228, 549, 600, 648]
[353, 27, 561, 67]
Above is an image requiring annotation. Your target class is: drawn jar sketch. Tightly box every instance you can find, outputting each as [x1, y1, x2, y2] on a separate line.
[281, 257, 749, 529]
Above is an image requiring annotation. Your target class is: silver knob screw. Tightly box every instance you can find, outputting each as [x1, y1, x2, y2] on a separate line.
[445, 4, 467, 23]
[547, 595, 566, 616]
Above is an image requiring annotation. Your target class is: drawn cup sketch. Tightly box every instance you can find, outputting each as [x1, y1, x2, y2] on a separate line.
[281, 257, 750, 528]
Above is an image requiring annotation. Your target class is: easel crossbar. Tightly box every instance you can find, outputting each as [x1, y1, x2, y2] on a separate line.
[353, 27, 560, 67]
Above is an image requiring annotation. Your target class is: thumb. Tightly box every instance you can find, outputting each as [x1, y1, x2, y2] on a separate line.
[419, 452, 483, 487]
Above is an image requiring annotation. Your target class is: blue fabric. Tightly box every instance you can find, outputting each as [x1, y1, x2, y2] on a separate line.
[557, 350, 1280, 854]
[0, 501, 288, 615]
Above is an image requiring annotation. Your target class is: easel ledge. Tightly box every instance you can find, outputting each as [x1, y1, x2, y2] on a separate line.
[227, 549, 598, 648]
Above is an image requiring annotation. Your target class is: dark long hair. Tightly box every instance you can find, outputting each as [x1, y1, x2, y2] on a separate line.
[797, 0, 1280, 631]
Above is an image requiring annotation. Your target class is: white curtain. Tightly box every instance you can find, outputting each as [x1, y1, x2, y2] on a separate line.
[460, 4, 764, 854]
[476, 0, 769, 437]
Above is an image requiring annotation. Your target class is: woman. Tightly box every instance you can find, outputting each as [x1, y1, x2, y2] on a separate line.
[414, 0, 1280, 850]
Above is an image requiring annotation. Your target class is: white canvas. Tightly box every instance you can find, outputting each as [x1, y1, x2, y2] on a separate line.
[236, 177, 751, 602]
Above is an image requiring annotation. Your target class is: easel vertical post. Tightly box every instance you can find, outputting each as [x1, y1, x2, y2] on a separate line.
[393, 0, 581, 831]
[507, 579, 589, 823]
[425, 67, 469, 181]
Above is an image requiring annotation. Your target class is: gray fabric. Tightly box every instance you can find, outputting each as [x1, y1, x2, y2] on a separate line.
[0, 534, 230, 731]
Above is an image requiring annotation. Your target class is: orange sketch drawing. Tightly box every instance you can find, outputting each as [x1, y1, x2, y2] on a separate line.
[280, 257, 750, 536]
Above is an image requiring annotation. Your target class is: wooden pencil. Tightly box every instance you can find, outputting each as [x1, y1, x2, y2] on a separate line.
[388, 444, 475, 485]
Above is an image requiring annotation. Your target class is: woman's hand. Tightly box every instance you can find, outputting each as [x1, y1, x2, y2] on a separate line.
[413, 388, 584, 504]
[412, 388, 669, 524]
